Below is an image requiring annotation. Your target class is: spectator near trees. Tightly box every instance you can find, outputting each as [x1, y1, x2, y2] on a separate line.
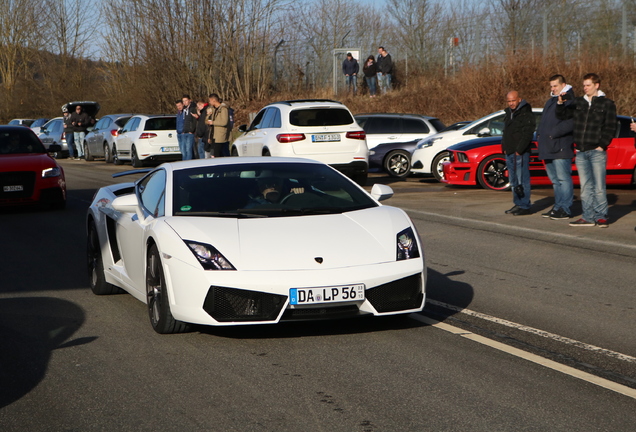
[342, 53, 359, 95]
[376, 46, 394, 93]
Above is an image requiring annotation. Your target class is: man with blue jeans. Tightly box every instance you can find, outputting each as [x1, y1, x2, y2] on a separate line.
[175, 100, 185, 160]
[502, 91, 535, 215]
[342, 53, 359, 95]
[537, 74, 575, 220]
[181, 94, 198, 161]
[69, 105, 92, 159]
[556, 73, 616, 228]
[376, 46, 393, 93]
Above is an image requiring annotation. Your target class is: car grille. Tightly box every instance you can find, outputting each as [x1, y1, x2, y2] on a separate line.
[203, 286, 287, 322]
[0, 171, 36, 200]
[366, 274, 423, 313]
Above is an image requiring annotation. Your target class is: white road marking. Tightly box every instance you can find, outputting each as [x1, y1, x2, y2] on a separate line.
[410, 314, 636, 400]
[427, 299, 636, 364]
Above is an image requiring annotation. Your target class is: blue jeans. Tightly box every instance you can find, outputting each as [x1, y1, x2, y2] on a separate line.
[197, 138, 207, 159]
[66, 131, 75, 158]
[344, 75, 357, 94]
[506, 152, 531, 209]
[544, 158, 573, 214]
[181, 133, 194, 160]
[366, 76, 377, 96]
[74, 131, 85, 157]
[378, 73, 392, 93]
[575, 149, 607, 222]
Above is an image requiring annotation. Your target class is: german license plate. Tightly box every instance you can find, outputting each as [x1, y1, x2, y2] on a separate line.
[3, 185, 23, 192]
[311, 134, 341, 143]
[290, 284, 365, 305]
[161, 146, 180, 152]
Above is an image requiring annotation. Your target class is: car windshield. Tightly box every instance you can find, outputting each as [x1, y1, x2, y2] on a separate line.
[172, 162, 377, 218]
[0, 129, 46, 154]
[289, 108, 354, 127]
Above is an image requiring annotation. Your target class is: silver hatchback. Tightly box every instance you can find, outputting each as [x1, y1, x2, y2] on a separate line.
[83, 114, 134, 162]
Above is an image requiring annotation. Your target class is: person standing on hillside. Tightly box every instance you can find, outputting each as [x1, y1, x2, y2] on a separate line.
[556, 73, 616, 228]
[376, 46, 393, 93]
[536, 74, 575, 220]
[342, 52, 359, 95]
[502, 91, 535, 216]
[363, 55, 378, 97]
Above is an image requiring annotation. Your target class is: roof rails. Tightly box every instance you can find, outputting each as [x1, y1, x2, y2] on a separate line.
[270, 99, 343, 106]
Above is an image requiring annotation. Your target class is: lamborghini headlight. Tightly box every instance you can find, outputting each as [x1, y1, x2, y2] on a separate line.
[396, 227, 420, 261]
[185, 240, 236, 270]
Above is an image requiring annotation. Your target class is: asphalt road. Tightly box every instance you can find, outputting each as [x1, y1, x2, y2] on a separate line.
[1, 159, 635, 431]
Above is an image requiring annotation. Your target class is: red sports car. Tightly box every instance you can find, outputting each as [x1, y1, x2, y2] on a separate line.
[0, 126, 66, 209]
[442, 115, 636, 191]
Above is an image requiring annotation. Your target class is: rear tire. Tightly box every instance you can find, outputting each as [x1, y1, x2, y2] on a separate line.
[104, 142, 112, 163]
[146, 244, 190, 334]
[384, 150, 411, 178]
[477, 154, 510, 191]
[432, 151, 450, 182]
[262, 148, 271, 156]
[131, 145, 145, 168]
[231, 146, 239, 156]
[84, 142, 94, 161]
[113, 145, 123, 165]
[87, 223, 123, 295]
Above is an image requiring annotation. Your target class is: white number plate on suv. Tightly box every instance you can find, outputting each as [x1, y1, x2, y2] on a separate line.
[289, 284, 365, 305]
[3, 185, 23, 192]
[161, 146, 180, 152]
[311, 134, 341, 143]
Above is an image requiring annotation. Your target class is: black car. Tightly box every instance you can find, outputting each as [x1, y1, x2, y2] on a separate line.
[368, 139, 420, 178]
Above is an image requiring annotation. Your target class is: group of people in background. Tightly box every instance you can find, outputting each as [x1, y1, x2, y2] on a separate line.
[175, 93, 233, 160]
[503, 72, 636, 230]
[62, 105, 94, 160]
[342, 46, 394, 97]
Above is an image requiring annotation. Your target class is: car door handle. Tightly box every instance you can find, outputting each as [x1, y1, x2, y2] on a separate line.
[388, 136, 398, 139]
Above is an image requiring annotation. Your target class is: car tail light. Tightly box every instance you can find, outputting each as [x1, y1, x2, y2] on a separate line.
[110, 130, 119, 137]
[346, 131, 366, 140]
[276, 133, 305, 143]
[139, 133, 157, 139]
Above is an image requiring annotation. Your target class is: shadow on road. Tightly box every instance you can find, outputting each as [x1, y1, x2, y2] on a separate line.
[0, 297, 95, 409]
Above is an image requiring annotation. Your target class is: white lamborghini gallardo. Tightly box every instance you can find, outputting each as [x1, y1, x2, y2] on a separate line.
[86, 157, 425, 333]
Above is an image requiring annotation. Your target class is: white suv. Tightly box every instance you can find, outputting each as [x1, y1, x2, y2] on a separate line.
[231, 99, 368, 184]
[410, 108, 543, 180]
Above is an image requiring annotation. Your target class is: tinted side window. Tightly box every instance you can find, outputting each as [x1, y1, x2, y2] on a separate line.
[365, 117, 399, 134]
[401, 118, 430, 134]
[121, 118, 137, 133]
[289, 108, 354, 126]
[467, 114, 506, 135]
[249, 109, 267, 131]
[429, 119, 446, 132]
[261, 108, 278, 129]
[115, 117, 132, 127]
[52, 120, 63, 134]
[138, 169, 166, 218]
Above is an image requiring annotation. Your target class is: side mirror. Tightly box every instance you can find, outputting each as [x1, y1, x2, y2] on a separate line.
[112, 193, 142, 219]
[476, 127, 491, 137]
[370, 183, 394, 202]
[238, 124, 247, 133]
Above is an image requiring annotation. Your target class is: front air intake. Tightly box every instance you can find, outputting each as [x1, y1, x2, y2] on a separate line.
[203, 286, 287, 322]
[366, 274, 423, 313]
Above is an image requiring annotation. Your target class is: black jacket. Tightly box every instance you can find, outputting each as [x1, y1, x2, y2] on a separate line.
[376, 53, 393, 74]
[502, 100, 535, 155]
[537, 87, 575, 160]
[555, 93, 616, 151]
[195, 104, 209, 138]
[363, 60, 377, 77]
[182, 102, 198, 134]
[342, 58, 359, 76]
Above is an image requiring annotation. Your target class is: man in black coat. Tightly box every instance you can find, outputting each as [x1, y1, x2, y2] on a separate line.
[537, 74, 575, 220]
[502, 91, 535, 215]
[181, 94, 199, 161]
[342, 53, 359, 95]
[556, 73, 616, 227]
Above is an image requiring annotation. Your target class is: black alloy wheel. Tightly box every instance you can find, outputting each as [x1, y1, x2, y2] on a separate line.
[131, 145, 145, 168]
[477, 154, 511, 191]
[104, 142, 112, 163]
[384, 150, 411, 178]
[84, 142, 94, 161]
[87, 223, 122, 295]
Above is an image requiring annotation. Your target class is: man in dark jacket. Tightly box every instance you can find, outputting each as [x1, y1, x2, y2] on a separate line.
[376, 46, 393, 93]
[342, 53, 359, 95]
[69, 105, 93, 159]
[502, 91, 535, 215]
[556, 73, 616, 227]
[181, 94, 199, 161]
[537, 74, 575, 220]
[62, 108, 76, 159]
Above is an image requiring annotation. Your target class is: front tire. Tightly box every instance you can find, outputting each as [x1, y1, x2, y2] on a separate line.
[432, 151, 450, 181]
[113, 145, 123, 165]
[87, 223, 122, 295]
[146, 244, 190, 334]
[477, 154, 510, 191]
[384, 150, 411, 178]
